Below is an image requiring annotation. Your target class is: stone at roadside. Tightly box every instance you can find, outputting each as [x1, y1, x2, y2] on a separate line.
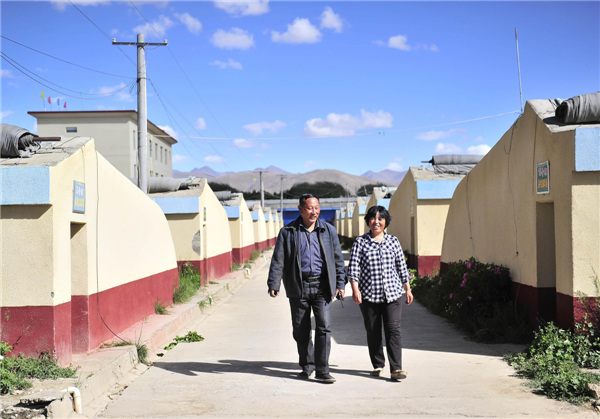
[19, 390, 63, 406]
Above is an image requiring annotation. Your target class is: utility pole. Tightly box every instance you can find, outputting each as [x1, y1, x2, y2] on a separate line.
[254, 170, 265, 208]
[113, 33, 167, 193]
[279, 175, 286, 216]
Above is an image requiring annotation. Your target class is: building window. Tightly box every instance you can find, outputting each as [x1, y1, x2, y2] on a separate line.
[133, 130, 136, 150]
[149, 141, 153, 157]
[155, 143, 158, 160]
[66, 127, 77, 133]
[160, 146, 163, 163]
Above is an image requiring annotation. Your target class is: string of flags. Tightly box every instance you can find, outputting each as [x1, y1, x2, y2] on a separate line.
[41, 91, 66, 110]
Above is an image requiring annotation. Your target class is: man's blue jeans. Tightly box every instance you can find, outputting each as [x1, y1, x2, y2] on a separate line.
[288, 281, 332, 375]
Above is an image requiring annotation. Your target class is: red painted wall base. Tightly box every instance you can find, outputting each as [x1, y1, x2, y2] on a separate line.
[232, 244, 255, 264]
[255, 240, 268, 252]
[405, 253, 441, 276]
[1, 268, 178, 364]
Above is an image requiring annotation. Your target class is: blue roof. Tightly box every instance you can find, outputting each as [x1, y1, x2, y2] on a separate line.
[416, 179, 461, 199]
[359, 205, 367, 214]
[251, 212, 260, 221]
[376, 198, 390, 209]
[0, 166, 50, 205]
[152, 196, 198, 214]
[575, 127, 600, 172]
[224, 206, 240, 219]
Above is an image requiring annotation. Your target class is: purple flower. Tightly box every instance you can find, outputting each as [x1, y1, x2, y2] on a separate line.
[467, 261, 472, 269]
[494, 267, 500, 276]
[468, 296, 472, 301]
[449, 293, 453, 300]
[461, 279, 467, 288]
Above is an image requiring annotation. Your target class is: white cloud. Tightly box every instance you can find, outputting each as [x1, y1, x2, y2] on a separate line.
[467, 144, 491, 155]
[418, 43, 439, 52]
[272, 18, 321, 44]
[97, 82, 133, 102]
[214, 0, 269, 17]
[205, 155, 225, 163]
[51, 0, 110, 11]
[175, 12, 202, 34]
[133, 15, 174, 39]
[388, 35, 411, 51]
[434, 142, 463, 154]
[320, 7, 343, 33]
[303, 109, 393, 137]
[233, 138, 253, 148]
[172, 154, 190, 164]
[244, 120, 287, 136]
[415, 128, 465, 141]
[158, 125, 178, 140]
[384, 162, 404, 172]
[1, 110, 14, 119]
[195, 118, 206, 130]
[211, 28, 255, 50]
[210, 59, 243, 70]
[0, 69, 14, 79]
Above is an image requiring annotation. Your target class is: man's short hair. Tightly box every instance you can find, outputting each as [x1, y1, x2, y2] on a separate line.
[299, 193, 319, 207]
[364, 205, 392, 228]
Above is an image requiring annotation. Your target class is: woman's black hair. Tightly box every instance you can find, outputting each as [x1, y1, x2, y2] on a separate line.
[364, 205, 391, 228]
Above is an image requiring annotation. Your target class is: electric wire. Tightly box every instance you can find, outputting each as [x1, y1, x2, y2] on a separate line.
[0, 52, 136, 99]
[0, 35, 131, 79]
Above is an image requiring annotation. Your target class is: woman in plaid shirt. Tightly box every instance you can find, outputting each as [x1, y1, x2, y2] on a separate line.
[348, 205, 414, 380]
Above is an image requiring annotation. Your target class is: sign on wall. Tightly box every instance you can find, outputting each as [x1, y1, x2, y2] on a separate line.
[536, 161, 550, 194]
[73, 181, 85, 213]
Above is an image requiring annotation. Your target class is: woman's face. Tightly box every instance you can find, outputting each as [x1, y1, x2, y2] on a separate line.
[369, 212, 386, 235]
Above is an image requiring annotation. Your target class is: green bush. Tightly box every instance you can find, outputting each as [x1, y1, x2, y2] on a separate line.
[249, 250, 260, 261]
[174, 262, 201, 304]
[506, 322, 600, 403]
[1, 342, 78, 395]
[411, 257, 531, 342]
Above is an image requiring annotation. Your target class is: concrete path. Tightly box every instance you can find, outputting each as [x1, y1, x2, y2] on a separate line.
[98, 252, 595, 418]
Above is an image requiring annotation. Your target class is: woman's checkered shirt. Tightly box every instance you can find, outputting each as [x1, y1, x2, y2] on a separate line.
[347, 232, 410, 303]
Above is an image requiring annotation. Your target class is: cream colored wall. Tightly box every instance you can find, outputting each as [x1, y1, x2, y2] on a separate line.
[166, 213, 201, 262]
[240, 200, 256, 248]
[93, 153, 177, 291]
[571, 171, 600, 296]
[253, 209, 267, 244]
[442, 103, 580, 294]
[388, 171, 417, 255]
[343, 205, 354, 238]
[265, 208, 275, 241]
[199, 182, 232, 258]
[352, 207, 366, 237]
[1, 205, 55, 306]
[416, 200, 450, 256]
[2, 139, 176, 307]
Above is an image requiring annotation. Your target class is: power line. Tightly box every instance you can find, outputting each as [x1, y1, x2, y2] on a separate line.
[0, 52, 136, 99]
[0, 35, 130, 79]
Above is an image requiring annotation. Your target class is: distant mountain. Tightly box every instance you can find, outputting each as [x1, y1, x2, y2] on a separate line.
[173, 166, 231, 179]
[205, 168, 398, 194]
[361, 169, 407, 184]
[254, 166, 290, 175]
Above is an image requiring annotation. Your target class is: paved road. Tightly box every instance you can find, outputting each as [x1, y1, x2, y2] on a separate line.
[98, 255, 594, 418]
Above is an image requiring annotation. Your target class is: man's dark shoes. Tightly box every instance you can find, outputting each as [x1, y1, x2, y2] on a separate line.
[298, 371, 311, 380]
[314, 373, 336, 383]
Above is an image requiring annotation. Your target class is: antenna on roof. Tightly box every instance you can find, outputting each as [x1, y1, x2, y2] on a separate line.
[515, 28, 524, 113]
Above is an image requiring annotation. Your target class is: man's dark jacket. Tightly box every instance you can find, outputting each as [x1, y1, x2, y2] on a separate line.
[267, 217, 346, 300]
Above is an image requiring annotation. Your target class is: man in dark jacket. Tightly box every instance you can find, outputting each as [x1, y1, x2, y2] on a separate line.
[267, 193, 346, 383]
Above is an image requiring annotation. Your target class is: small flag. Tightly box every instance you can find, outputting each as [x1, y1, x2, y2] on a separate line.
[48, 97, 51, 104]
[41, 91, 44, 99]
[64, 101, 67, 109]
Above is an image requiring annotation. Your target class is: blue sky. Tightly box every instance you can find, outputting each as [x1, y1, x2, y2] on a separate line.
[1, 1, 598, 176]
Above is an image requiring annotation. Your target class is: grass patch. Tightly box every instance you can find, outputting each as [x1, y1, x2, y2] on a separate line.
[249, 250, 260, 261]
[198, 294, 214, 310]
[155, 300, 170, 315]
[209, 281, 218, 285]
[505, 322, 600, 404]
[1, 342, 78, 395]
[173, 262, 201, 304]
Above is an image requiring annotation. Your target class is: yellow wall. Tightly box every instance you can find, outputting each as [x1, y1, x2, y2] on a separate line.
[441, 102, 596, 297]
[265, 208, 275, 241]
[352, 205, 366, 237]
[388, 170, 417, 255]
[227, 199, 255, 250]
[416, 200, 451, 256]
[1, 139, 177, 307]
[253, 208, 267, 244]
[198, 182, 232, 258]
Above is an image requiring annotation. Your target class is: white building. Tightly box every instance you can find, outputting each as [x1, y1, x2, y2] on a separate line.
[28, 110, 176, 182]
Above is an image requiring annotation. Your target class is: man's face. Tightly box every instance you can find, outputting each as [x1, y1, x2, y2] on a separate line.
[299, 197, 320, 227]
